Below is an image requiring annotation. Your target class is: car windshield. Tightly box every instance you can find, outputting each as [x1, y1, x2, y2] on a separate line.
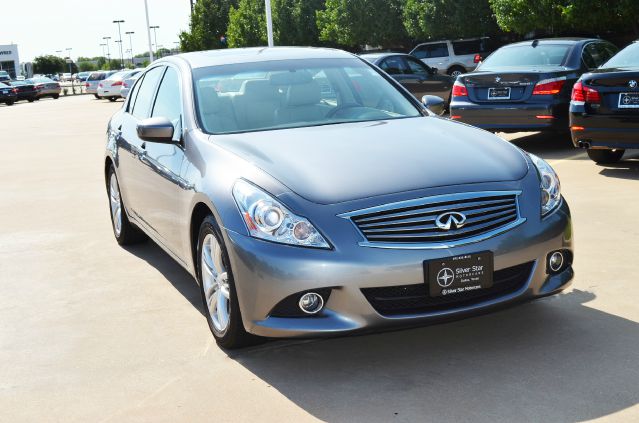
[602, 42, 639, 68]
[479, 44, 571, 69]
[88, 72, 105, 81]
[193, 58, 421, 134]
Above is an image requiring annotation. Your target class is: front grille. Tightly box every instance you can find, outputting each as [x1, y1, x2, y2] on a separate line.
[361, 261, 534, 316]
[343, 192, 522, 246]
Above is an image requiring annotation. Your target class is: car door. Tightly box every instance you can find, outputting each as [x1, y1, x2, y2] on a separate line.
[116, 65, 166, 231]
[137, 66, 190, 255]
[404, 56, 452, 101]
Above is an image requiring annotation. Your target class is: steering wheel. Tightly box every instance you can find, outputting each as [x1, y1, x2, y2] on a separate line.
[326, 102, 364, 118]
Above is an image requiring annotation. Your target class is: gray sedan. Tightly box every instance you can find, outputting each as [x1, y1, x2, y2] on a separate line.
[105, 47, 573, 348]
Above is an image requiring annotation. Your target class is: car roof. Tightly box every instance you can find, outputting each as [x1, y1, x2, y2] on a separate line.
[177, 47, 355, 69]
[360, 52, 409, 62]
[504, 37, 599, 47]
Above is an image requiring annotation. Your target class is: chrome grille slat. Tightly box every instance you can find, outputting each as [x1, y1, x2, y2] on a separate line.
[340, 191, 524, 248]
[352, 198, 514, 225]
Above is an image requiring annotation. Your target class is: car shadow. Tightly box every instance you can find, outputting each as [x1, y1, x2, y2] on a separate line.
[504, 132, 584, 161]
[229, 290, 639, 423]
[598, 153, 639, 181]
[123, 241, 204, 316]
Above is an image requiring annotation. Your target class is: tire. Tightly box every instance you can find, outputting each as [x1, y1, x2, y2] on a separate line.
[447, 66, 466, 78]
[52, 94, 59, 99]
[587, 148, 624, 164]
[196, 216, 257, 349]
[28, 98, 35, 103]
[5, 101, 14, 106]
[94, 94, 100, 99]
[107, 166, 147, 245]
[109, 97, 116, 102]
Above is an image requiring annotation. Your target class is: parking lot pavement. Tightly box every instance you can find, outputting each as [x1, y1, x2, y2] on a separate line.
[1, 95, 638, 423]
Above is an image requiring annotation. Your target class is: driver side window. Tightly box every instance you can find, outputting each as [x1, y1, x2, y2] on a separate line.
[406, 57, 430, 76]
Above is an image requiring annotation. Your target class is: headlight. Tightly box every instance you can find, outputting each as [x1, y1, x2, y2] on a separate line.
[528, 154, 561, 216]
[232, 179, 330, 249]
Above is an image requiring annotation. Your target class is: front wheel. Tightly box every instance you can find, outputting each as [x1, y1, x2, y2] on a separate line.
[94, 94, 100, 99]
[5, 101, 14, 106]
[52, 94, 59, 99]
[197, 216, 256, 349]
[107, 166, 147, 245]
[28, 98, 35, 103]
[109, 97, 117, 102]
[587, 148, 624, 164]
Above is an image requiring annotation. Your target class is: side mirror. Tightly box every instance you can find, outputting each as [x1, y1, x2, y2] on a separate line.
[137, 117, 175, 143]
[422, 95, 446, 116]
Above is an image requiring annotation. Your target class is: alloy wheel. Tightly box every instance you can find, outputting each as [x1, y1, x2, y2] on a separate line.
[201, 233, 231, 334]
[109, 173, 122, 237]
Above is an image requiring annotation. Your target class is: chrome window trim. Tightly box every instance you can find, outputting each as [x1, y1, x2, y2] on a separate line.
[338, 190, 526, 250]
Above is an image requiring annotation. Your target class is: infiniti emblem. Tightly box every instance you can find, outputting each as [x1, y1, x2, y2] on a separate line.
[495, 76, 502, 83]
[435, 212, 467, 231]
[629, 80, 637, 89]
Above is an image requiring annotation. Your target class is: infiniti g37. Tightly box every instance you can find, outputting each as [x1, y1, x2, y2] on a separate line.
[104, 47, 574, 348]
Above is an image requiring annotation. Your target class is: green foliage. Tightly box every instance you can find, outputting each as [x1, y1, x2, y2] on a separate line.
[404, 0, 497, 40]
[33, 55, 66, 74]
[272, 0, 325, 45]
[180, 0, 238, 52]
[227, 0, 267, 47]
[317, 0, 408, 47]
[489, 0, 564, 34]
[78, 62, 97, 72]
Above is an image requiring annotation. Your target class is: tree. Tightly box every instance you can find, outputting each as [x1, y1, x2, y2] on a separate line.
[489, 0, 566, 35]
[179, 0, 238, 52]
[404, 0, 497, 40]
[33, 55, 66, 75]
[317, 0, 408, 48]
[78, 62, 97, 72]
[272, 0, 325, 46]
[227, 0, 267, 47]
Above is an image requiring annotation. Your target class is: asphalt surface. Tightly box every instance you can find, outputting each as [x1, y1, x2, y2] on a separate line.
[1, 95, 638, 423]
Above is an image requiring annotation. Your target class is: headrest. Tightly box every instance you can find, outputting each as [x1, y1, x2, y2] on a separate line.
[240, 79, 274, 99]
[285, 81, 321, 107]
[199, 86, 226, 114]
[269, 71, 313, 86]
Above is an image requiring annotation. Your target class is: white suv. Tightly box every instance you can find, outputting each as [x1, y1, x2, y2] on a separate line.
[410, 37, 491, 77]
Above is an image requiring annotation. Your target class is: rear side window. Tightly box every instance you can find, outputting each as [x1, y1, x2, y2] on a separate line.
[421, 43, 449, 59]
[582, 43, 611, 69]
[131, 66, 165, 119]
[452, 39, 488, 55]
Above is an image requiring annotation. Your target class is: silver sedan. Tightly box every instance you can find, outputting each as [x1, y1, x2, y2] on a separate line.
[105, 47, 573, 348]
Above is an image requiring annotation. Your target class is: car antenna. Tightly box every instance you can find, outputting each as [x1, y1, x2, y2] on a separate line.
[532, 39, 539, 48]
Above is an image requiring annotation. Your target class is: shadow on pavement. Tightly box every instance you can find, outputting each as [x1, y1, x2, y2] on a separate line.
[123, 241, 204, 316]
[504, 132, 584, 161]
[231, 290, 639, 423]
[598, 153, 639, 181]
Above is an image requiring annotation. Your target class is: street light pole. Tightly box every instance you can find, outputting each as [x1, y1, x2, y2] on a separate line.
[65, 48, 73, 75]
[125, 31, 135, 67]
[265, 0, 274, 47]
[150, 26, 160, 58]
[103, 37, 112, 68]
[143, 0, 155, 63]
[113, 20, 125, 69]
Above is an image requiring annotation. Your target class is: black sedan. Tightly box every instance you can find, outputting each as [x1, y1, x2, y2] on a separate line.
[0, 82, 18, 105]
[450, 38, 618, 133]
[361, 53, 453, 105]
[8, 80, 37, 102]
[570, 41, 639, 163]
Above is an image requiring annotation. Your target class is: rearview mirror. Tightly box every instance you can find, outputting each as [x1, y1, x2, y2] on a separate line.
[422, 95, 445, 116]
[137, 117, 175, 143]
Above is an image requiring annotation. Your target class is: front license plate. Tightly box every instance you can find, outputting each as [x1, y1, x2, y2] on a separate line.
[426, 252, 494, 297]
[488, 87, 511, 100]
[619, 93, 639, 108]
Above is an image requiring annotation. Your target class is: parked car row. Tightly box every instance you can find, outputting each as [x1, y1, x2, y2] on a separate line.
[0, 77, 61, 105]
[85, 69, 144, 101]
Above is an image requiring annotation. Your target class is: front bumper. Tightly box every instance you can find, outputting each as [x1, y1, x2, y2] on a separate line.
[224, 200, 573, 338]
[450, 100, 569, 132]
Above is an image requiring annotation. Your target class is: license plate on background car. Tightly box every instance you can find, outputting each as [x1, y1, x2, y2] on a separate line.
[618, 93, 639, 108]
[425, 252, 494, 297]
[488, 87, 511, 100]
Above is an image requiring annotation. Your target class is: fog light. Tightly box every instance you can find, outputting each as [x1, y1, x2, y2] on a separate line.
[549, 251, 564, 272]
[298, 292, 324, 314]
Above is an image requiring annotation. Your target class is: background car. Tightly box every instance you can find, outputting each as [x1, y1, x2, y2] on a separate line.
[570, 40, 639, 164]
[361, 52, 453, 105]
[0, 70, 10, 83]
[85, 71, 117, 98]
[8, 80, 37, 102]
[30, 77, 61, 99]
[410, 37, 492, 77]
[0, 82, 18, 105]
[120, 72, 141, 98]
[105, 47, 573, 349]
[450, 38, 618, 133]
[76, 71, 91, 82]
[97, 69, 143, 101]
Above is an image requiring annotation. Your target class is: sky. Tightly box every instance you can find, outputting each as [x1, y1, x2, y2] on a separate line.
[0, 0, 192, 62]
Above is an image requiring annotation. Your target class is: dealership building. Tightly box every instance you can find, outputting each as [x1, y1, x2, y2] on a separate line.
[0, 44, 20, 78]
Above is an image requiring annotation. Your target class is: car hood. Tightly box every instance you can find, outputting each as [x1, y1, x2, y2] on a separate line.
[213, 117, 529, 204]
